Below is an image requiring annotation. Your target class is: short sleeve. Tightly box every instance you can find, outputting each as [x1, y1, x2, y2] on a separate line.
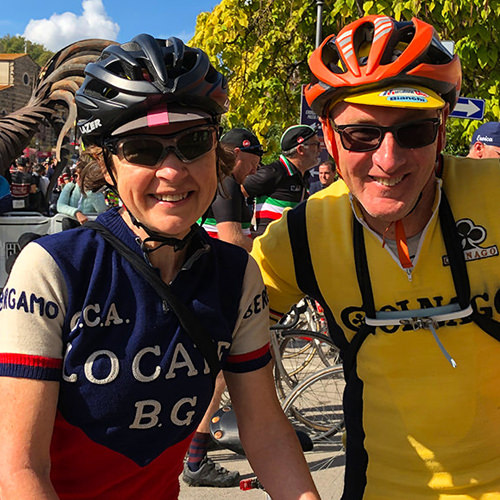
[211, 177, 244, 224]
[223, 256, 272, 373]
[0, 242, 68, 380]
[250, 211, 304, 322]
[243, 164, 281, 198]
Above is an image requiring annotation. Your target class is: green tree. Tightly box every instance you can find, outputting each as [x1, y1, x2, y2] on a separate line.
[191, 0, 500, 158]
[0, 35, 54, 67]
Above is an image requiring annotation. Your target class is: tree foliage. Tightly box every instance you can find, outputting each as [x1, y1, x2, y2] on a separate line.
[191, 0, 500, 158]
[0, 35, 54, 67]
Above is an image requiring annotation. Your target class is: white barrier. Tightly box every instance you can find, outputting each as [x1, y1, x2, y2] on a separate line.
[0, 212, 67, 289]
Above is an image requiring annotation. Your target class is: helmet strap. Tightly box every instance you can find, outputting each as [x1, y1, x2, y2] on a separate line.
[321, 118, 341, 174]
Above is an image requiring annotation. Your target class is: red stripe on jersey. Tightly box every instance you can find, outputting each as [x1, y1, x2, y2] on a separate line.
[255, 210, 282, 220]
[226, 343, 270, 363]
[0, 352, 62, 369]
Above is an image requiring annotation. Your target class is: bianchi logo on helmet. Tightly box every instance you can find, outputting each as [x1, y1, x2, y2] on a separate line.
[380, 88, 429, 103]
[80, 118, 102, 135]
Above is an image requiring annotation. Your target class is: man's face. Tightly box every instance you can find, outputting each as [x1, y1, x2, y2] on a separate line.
[318, 164, 334, 186]
[301, 137, 322, 169]
[232, 149, 260, 184]
[329, 102, 444, 225]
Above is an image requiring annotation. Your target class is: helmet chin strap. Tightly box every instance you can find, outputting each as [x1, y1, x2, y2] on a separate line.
[129, 213, 199, 254]
[101, 151, 200, 254]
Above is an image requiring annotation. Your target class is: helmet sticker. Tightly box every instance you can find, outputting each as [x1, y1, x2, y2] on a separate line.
[242, 139, 251, 147]
[297, 136, 305, 143]
[147, 106, 170, 127]
[379, 88, 430, 104]
[80, 118, 102, 135]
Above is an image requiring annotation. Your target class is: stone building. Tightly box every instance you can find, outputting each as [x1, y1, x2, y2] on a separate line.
[0, 53, 39, 114]
[0, 53, 56, 155]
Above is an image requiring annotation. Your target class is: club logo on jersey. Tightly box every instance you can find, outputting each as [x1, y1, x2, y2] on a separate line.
[442, 218, 499, 265]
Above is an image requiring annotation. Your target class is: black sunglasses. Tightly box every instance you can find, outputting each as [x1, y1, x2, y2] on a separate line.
[105, 125, 217, 167]
[330, 117, 441, 152]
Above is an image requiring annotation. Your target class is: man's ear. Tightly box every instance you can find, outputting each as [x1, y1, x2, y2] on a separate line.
[473, 142, 484, 158]
[233, 147, 241, 159]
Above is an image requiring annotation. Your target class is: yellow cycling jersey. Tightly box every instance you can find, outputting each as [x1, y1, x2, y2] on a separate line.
[252, 155, 500, 500]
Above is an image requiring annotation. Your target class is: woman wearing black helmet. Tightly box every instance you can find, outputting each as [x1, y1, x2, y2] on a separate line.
[0, 35, 319, 500]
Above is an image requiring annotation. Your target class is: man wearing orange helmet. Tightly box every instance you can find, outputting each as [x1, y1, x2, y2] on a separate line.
[252, 15, 500, 499]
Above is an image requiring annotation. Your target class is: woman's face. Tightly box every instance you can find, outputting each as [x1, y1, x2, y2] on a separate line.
[105, 121, 218, 239]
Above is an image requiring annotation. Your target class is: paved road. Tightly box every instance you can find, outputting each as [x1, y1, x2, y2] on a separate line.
[179, 438, 345, 500]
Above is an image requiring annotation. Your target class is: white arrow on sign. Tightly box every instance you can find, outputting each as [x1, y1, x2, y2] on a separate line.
[453, 99, 480, 117]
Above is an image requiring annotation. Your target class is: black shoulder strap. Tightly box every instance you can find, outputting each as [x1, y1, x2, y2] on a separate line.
[85, 221, 221, 380]
[439, 191, 500, 341]
[286, 201, 349, 350]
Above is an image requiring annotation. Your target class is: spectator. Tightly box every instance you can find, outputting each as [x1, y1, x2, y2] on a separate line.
[243, 124, 320, 236]
[202, 128, 262, 251]
[9, 157, 38, 211]
[467, 121, 500, 159]
[0, 174, 12, 213]
[309, 160, 336, 194]
[184, 128, 263, 488]
[57, 156, 108, 229]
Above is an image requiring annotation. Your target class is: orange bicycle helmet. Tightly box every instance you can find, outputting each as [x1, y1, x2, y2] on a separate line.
[305, 15, 461, 117]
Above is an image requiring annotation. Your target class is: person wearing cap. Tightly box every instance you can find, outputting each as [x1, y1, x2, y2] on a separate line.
[182, 128, 262, 488]
[467, 121, 500, 158]
[0, 36, 320, 500]
[243, 124, 320, 236]
[251, 14, 500, 500]
[202, 128, 262, 251]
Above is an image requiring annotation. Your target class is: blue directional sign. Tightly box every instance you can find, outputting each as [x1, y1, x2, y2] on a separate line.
[450, 96, 485, 120]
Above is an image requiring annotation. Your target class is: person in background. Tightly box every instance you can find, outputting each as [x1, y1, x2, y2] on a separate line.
[184, 128, 263, 488]
[243, 125, 320, 236]
[202, 128, 262, 251]
[0, 174, 12, 213]
[467, 121, 500, 159]
[9, 157, 38, 211]
[33, 163, 50, 198]
[56, 156, 108, 229]
[251, 14, 500, 499]
[309, 160, 336, 194]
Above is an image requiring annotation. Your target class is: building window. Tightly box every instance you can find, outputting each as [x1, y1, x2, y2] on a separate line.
[23, 73, 30, 85]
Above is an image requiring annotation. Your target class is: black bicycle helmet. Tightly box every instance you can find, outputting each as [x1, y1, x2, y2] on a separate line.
[76, 34, 229, 145]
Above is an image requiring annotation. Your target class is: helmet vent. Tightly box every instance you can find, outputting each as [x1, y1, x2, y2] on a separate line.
[85, 79, 118, 100]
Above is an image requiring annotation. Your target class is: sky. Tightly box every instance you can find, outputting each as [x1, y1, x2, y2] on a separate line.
[0, 0, 221, 51]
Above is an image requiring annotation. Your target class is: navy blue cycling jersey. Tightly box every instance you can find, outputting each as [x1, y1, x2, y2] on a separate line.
[0, 207, 271, 499]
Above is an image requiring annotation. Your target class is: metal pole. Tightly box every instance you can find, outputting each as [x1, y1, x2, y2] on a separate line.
[315, 0, 324, 48]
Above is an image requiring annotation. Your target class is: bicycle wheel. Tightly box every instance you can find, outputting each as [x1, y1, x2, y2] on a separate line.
[282, 365, 345, 439]
[274, 330, 340, 401]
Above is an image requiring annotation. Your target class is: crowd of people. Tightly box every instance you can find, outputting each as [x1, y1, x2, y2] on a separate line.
[0, 12, 499, 500]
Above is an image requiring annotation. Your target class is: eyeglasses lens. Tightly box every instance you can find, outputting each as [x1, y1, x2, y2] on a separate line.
[337, 120, 439, 152]
[118, 128, 215, 167]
